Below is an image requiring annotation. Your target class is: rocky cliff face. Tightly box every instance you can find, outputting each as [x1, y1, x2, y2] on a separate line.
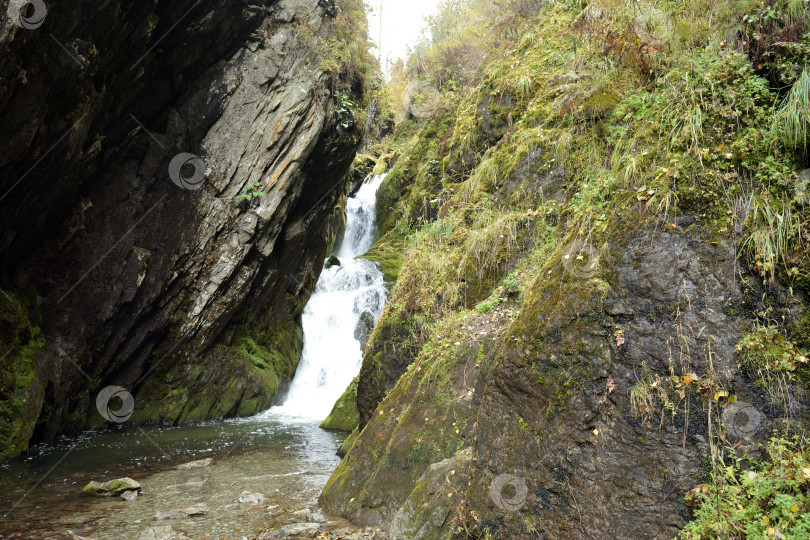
[320, 3, 810, 537]
[0, 0, 361, 459]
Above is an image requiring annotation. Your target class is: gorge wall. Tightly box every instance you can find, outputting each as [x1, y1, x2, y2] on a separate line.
[0, 0, 362, 460]
[321, 1, 810, 538]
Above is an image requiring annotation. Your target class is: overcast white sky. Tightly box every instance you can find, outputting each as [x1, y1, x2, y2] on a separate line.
[366, 0, 442, 75]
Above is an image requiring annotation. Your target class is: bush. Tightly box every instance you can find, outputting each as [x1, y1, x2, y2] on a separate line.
[681, 437, 810, 539]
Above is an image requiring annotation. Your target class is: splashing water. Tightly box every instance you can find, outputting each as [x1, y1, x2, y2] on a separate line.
[273, 174, 388, 420]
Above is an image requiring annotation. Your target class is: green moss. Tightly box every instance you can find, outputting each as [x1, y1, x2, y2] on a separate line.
[131, 318, 303, 424]
[737, 325, 810, 390]
[321, 377, 360, 431]
[362, 230, 404, 283]
[338, 426, 359, 458]
[0, 291, 47, 461]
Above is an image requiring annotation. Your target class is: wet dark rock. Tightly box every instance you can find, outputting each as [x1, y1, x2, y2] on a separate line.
[0, 0, 361, 455]
[676, 216, 697, 229]
[353, 311, 374, 346]
[325, 255, 342, 269]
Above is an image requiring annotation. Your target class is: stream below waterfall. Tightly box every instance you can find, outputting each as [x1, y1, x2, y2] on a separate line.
[0, 175, 388, 540]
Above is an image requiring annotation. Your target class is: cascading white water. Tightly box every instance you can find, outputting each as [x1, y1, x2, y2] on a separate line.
[273, 174, 388, 420]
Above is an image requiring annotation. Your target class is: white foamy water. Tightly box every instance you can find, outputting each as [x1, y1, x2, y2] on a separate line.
[272, 174, 388, 420]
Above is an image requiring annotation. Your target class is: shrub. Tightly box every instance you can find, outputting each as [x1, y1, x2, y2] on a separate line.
[681, 437, 810, 539]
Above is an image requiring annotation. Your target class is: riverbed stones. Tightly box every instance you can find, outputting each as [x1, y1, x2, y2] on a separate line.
[279, 522, 321, 538]
[65, 531, 94, 540]
[136, 525, 180, 540]
[120, 489, 138, 501]
[238, 491, 265, 504]
[154, 504, 206, 520]
[291, 509, 326, 523]
[82, 477, 141, 496]
[174, 458, 213, 470]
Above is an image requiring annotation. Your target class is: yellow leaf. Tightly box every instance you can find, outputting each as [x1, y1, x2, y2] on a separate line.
[764, 516, 770, 524]
[768, 527, 775, 535]
[701, 485, 708, 493]
[683, 375, 692, 385]
[791, 504, 799, 513]
[593, 428, 599, 436]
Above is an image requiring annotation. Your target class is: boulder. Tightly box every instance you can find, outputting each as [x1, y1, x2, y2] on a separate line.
[325, 255, 342, 269]
[320, 378, 360, 432]
[82, 477, 140, 496]
[280, 523, 321, 538]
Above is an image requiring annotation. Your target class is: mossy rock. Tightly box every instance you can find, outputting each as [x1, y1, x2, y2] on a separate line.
[130, 318, 303, 424]
[321, 377, 360, 432]
[362, 231, 404, 283]
[325, 255, 341, 269]
[83, 477, 141, 496]
[337, 426, 359, 458]
[0, 291, 47, 461]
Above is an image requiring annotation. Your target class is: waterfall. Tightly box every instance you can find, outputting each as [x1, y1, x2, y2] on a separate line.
[274, 174, 388, 419]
